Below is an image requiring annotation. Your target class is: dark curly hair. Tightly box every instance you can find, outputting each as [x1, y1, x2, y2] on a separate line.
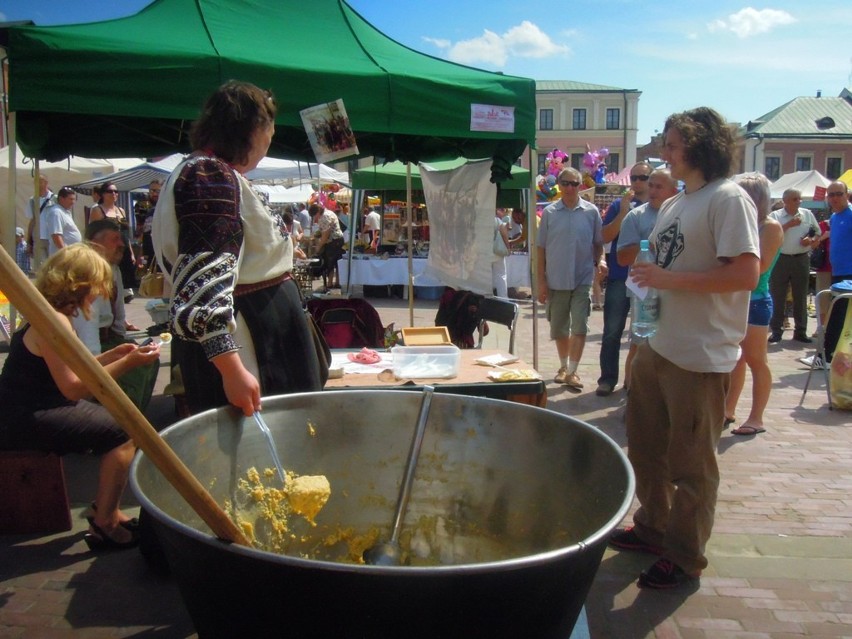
[663, 107, 736, 183]
[190, 80, 277, 167]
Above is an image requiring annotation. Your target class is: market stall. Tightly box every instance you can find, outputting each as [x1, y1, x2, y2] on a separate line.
[338, 254, 530, 291]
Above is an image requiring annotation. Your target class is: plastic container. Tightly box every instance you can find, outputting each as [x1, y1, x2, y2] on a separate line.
[392, 345, 460, 379]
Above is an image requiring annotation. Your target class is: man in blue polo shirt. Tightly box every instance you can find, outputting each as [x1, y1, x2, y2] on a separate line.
[822, 181, 852, 361]
[595, 162, 652, 396]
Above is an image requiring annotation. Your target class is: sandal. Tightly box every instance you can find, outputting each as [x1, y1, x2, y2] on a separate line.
[731, 424, 766, 436]
[84, 521, 139, 551]
[85, 502, 140, 532]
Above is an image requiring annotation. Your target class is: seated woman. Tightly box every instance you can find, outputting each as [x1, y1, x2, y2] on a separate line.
[0, 243, 161, 550]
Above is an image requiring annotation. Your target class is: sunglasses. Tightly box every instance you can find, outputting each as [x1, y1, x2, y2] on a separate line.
[630, 175, 650, 181]
[104, 189, 119, 194]
[827, 191, 846, 197]
[559, 180, 581, 187]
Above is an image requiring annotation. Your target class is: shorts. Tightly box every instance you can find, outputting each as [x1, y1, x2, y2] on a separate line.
[547, 286, 591, 339]
[748, 296, 773, 326]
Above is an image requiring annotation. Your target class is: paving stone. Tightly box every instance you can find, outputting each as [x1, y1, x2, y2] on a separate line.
[3, 293, 852, 638]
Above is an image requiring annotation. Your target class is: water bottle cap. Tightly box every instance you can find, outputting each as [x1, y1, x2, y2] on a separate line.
[640, 239, 650, 250]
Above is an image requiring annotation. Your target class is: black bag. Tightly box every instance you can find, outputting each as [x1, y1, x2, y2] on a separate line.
[305, 310, 331, 387]
[810, 245, 826, 270]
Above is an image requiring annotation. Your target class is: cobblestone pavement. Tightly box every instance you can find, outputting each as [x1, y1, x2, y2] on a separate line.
[1, 288, 850, 638]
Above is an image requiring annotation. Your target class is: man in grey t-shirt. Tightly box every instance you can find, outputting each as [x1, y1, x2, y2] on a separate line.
[615, 168, 678, 390]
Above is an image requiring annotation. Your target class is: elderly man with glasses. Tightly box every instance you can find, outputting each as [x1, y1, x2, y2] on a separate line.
[767, 188, 821, 343]
[595, 162, 653, 396]
[822, 181, 852, 363]
[536, 166, 604, 389]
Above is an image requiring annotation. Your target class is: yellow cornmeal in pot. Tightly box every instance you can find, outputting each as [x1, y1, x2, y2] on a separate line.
[225, 466, 330, 553]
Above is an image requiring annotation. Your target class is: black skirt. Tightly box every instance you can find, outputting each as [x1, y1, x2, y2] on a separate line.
[175, 278, 323, 415]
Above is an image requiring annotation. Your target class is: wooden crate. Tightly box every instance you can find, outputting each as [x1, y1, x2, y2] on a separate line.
[0, 450, 72, 534]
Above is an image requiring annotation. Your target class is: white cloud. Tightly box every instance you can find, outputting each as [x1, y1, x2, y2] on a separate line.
[707, 7, 797, 38]
[426, 21, 570, 68]
[422, 36, 450, 50]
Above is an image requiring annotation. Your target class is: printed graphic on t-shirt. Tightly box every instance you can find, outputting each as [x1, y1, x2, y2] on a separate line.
[655, 220, 684, 269]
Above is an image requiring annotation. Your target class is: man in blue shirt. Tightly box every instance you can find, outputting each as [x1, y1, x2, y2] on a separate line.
[595, 162, 652, 396]
[822, 181, 852, 361]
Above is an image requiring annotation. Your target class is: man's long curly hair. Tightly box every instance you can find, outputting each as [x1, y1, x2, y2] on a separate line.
[664, 107, 736, 183]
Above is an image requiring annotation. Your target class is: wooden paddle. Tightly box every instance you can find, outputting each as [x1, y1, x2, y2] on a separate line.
[0, 245, 250, 546]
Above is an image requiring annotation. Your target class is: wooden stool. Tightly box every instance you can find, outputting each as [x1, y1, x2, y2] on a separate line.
[0, 450, 72, 534]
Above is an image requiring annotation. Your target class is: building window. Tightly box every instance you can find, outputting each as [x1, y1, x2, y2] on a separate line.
[764, 156, 781, 180]
[537, 155, 548, 175]
[605, 153, 619, 174]
[826, 157, 843, 180]
[571, 153, 585, 171]
[606, 108, 620, 130]
[572, 109, 586, 130]
[795, 155, 812, 171]
[539, 109, 553, 130]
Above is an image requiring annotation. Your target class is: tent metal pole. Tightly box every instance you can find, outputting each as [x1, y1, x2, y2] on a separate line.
[529, 147, 539, 371]
[406, 162, 414, 327]
[4, 114, 19, 329]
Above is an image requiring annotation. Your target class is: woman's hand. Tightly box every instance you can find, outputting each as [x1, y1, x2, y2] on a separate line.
[213, 351, 261, 416]
[124, 342, 161, 368]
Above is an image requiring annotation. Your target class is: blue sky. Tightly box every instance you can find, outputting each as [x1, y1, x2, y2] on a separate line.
[2, 0, 850, 145]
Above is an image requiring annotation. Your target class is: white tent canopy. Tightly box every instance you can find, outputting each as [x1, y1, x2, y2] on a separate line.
[245, 158, 349, 184]
[69, 154, 349, 194]
[1, 144, 141, 231]
[769, 170, 830, 200]
[70, 154, 184, 194]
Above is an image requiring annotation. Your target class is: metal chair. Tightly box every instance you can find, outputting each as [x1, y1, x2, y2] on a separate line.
[801, 290, 852, 409]
[476, 297, 519, 355]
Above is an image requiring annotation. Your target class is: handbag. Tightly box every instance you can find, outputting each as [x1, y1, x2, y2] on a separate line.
[306, 310, 331, 387]
[493, 224, 509, 257]
[810, 245, 826, 270]
[138, 260, 165, 298]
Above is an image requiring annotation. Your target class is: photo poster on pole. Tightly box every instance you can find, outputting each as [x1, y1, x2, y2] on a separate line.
[299, 99, 359, 164]
[420, 160, 496, 295]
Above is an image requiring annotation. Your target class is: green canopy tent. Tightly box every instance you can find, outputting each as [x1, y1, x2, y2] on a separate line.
[4, 0, 535, 174]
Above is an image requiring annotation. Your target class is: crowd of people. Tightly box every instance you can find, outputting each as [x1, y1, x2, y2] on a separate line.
[535, 106, 852, 589]
[2, 86, 851, 595]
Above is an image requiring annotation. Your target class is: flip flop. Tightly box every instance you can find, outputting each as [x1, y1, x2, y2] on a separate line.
[724, 417, 736, 427]
[731, 425, 766, 436]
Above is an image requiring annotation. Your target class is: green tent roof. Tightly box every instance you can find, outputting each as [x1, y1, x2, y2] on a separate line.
[6, 0, 536, 178]
[353, 160, 531, 208]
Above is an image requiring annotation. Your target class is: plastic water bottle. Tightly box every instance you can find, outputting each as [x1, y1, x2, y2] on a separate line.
[631, 240, 659, 339]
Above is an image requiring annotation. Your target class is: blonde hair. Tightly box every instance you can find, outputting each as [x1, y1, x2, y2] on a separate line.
[35, 243, 113, 320]
[735, 172, 771, 223]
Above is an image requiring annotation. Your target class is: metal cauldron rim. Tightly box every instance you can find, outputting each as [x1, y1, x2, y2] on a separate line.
[130, 390, 635, 575]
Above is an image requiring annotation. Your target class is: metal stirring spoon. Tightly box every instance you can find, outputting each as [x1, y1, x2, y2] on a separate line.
[363, 385, 435, 566]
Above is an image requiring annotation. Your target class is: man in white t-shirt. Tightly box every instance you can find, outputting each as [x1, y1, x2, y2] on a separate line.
[42, 187, 82, 255]
[363, 206, 381, 246]
[767, 188, 820, 343]
[607, 107, 760, 590]
[24, 175, 54, 262]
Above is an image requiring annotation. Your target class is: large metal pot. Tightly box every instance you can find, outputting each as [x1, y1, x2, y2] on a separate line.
[131, 391, 633, 638]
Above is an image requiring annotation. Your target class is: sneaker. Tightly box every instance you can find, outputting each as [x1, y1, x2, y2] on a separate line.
[595, 382, 614, 397]
[564, 373, 583, 390]
[793, 332, 813, 344]
[768, 332, 782, 343]
[798, 355, 825, 369]
[638, 558, 698, 590]
[554, 367, 569, 384]
[608, 527, 664, 555]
